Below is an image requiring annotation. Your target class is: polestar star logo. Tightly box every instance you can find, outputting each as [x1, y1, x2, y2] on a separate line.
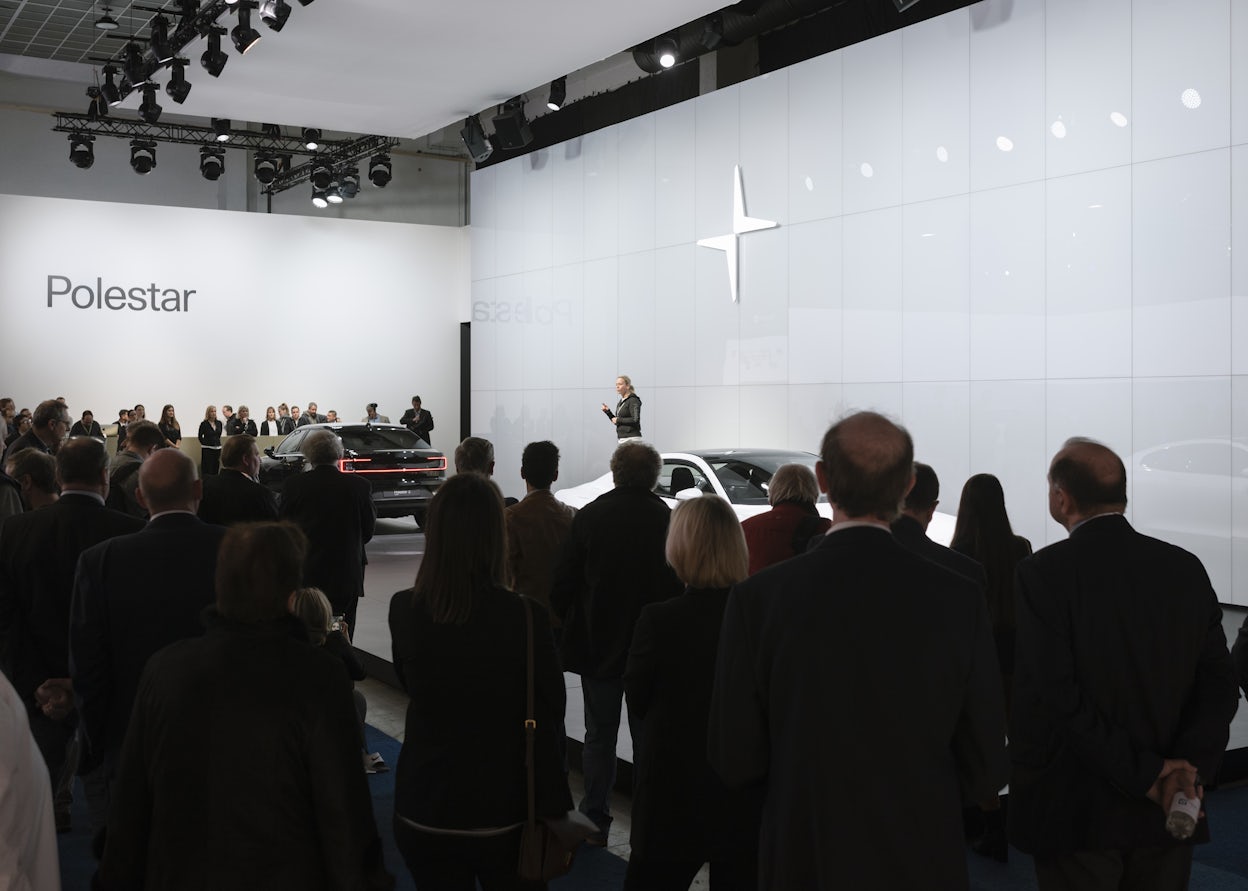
[697, 165, 778, 303]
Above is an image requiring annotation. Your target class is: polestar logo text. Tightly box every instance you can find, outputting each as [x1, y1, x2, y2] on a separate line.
[697, 165, 778, 303]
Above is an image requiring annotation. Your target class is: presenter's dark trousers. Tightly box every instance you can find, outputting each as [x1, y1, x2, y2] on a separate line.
[1034, 845, 1193, 891]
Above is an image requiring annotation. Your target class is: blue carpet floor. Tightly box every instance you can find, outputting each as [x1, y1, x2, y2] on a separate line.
[56, 729, 1248, 889]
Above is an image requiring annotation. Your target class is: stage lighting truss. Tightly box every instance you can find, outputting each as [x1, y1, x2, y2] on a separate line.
[53, 112, 399, 198]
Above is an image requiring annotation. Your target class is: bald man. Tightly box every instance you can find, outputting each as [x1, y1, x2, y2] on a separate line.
[70, 448, 227, 831]
[1009, 438, 1238, 890]
[709, 412, 1008, 890]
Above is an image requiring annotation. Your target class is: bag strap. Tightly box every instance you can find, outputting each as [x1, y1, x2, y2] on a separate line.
[522, 596, 538, 830]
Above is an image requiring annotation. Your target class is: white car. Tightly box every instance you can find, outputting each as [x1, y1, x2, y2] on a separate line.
[554, 447, 956, 545]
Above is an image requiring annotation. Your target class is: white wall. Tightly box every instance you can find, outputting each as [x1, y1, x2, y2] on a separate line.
[470, 0, 1248, 604]
[0, 194, 468, 441]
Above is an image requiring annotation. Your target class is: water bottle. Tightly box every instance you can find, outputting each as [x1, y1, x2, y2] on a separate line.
[1165, 792, 1200, 840]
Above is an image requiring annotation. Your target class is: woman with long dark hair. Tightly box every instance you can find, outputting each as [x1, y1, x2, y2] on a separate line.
[949, 472, 1031, 862]
[389, 473, 571, 889]
[158, 404, 181, 449]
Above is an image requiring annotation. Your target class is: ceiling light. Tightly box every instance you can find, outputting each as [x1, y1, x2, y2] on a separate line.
[326, 180, 343, 204]
[138, 84, 162, 123]
[147, 15, 174, 64]
[491, 97, 532, 150]
[95, 5, 120, 30]
[546, 76, 566, 112]
[231, 5, 262, 54]
[200, 28, 228, 77]
[459, 115, 493, 163]
[254, 153, 279, 184]
[311, 187, 328, 208]
[302, 127, 321, 150]
[165, 59, 192, 103]
[655, 36, 678, 69]
[101, 65, 121, 105]
[310, 158, 332, 190]
[129, 140, 157, 175]
[258, 0, 291, 31]
[199, 145, 226, 180]
[68, 133, 95, 169]
[367, 154, 391, 187]
[340, 167, 360, 198]
[212, 118, 232, 142]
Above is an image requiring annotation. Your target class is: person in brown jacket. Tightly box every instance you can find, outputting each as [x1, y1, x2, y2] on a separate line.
[505, 440, 575, 633]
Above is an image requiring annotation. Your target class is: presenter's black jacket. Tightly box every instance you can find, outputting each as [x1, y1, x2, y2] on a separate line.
[95, 610, 393, 891]
[279, 465, 376, 612]
[389, 587, 572, 831]
[70, 512, 225, 768]
[709, 525, 1008, 891]
[625, 586, 763, 870]
[197, 469, 279, 527]
[891, 514, 988, 589]
[0, 494, 143, 704]
[1008, 514, 1238, 856]
[551, 486, 681, 678]
[606, 394, 641, 440]
[400, 408, 435, 445]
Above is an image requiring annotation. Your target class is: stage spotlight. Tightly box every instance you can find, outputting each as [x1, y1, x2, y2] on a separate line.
[258, 0, 290, 31]
[138, 84, 162, 123]
[199, 146, 226, 180]
[86, 86, 108, 120]
[254, 153, 278, 184]
[68, 133, 95, 169]
[326, 179, 343, 204]
[338, 167, 360, 198]
[200, 28, 228, 76]
[310, 158, 332, 190]
[213, 118, 232, 142]
[147, 15, 174, 64]
[302, 127, 321, 150]
[311, 187, 328, 208]
[367, 154, 391, 187]
[129, 140, 157, 175]
[165, 59, 192, 103]
[123, 41, 148, 85]
[231, 5, 262, 54]
[655, 35, 678, 69]
[101, 65, 121, 105]
[491, 96, 533, 150]
[546, 76, 566, 111]
[95, 5, 119, 30]
[460, 115, 492, 163]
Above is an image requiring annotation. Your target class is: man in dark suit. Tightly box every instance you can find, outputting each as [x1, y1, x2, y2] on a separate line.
[709, 412, 1008, 890]
[891, 461, 987, 587]
[70, 447, 226, 831]
[197, 435, 278, 526]
[279, 428, 375, 631]
[552, 441, 682, 845]
[2, 399, 70, 464]
[0, 437, 144, 831]
[1009, 437, 1238, 890]
[400, 396, 434, 445]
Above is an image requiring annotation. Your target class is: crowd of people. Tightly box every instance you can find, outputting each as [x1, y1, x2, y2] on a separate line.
[2, 392, 1248, 891]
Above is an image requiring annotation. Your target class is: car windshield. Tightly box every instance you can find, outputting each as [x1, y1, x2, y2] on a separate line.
[706, 452, 826, 505]
[339, 428, 429, 452]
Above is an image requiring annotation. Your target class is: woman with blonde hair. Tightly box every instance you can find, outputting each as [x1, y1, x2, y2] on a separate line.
[197, 406, 222, 475]
[389, 473, 571, 887]
[624, 496, 761, 890]
[600, 374, 642, 441]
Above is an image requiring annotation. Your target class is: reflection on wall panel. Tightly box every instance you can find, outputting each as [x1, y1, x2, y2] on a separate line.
[470, 0, 1247, 604]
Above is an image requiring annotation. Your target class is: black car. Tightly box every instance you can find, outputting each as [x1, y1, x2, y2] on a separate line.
[260, 423, 446, 524]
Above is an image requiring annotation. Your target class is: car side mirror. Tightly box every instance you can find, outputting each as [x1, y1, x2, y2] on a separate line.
[263, 446, 275, 457]
[674, 487, 703, 502]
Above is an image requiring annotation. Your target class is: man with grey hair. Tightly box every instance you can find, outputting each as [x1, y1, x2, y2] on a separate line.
[740, 463, 830, 575]
[454, 436, 495, 475]
[552, 441, 682, 845]
[710, 412, 1008, 889]
[5, 449, 59, 511]
[279, 429, 375, 631]
[3, 399, 71, 463]
[71, 448, 226, 829]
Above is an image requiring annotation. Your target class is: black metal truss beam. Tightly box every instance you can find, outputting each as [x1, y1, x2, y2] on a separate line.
[52, 112, 400, 196]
